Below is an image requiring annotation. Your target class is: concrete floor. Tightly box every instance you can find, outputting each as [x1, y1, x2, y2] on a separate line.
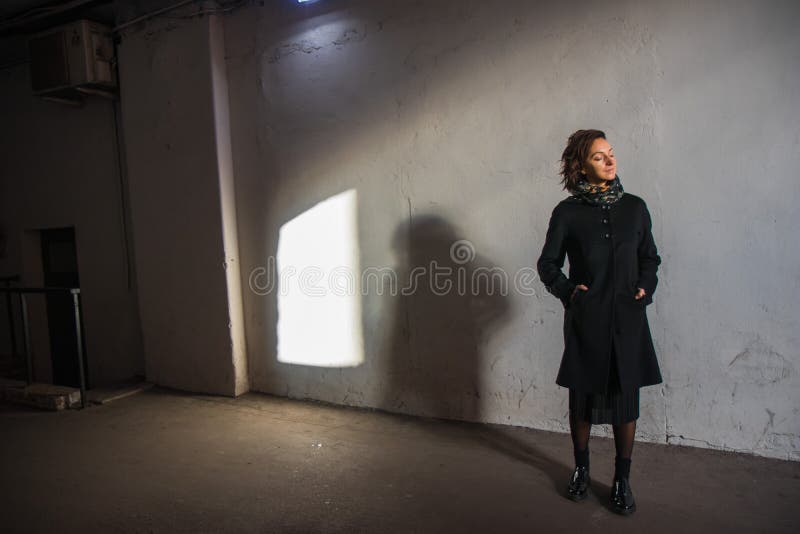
[1, 387, 798, 533]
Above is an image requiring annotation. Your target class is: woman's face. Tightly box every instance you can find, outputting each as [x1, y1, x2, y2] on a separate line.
[581, 137, 616, 184]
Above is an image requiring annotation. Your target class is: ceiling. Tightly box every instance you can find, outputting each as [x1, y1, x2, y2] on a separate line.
[0, 0, 55, 19]
[0, 0, 121, 36]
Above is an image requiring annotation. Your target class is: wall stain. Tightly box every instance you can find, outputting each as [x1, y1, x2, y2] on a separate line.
[268, 24, 369, 64]
[727, 337, 792, 385]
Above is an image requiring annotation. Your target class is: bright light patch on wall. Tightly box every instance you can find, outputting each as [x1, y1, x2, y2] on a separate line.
[276, 189, 364, 367]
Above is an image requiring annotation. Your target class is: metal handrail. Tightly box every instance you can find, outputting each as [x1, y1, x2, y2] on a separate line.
[0, 286, 86, 408]
[2, 276, 21, 377]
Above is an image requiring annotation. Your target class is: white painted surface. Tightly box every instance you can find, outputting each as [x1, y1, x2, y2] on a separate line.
[276, 188, 364, 368]
[3, 0, 796, 461]
[209, 14, 250, 396]
[117, 16, 242, 395]
[0, 60, 143, 386]
[224, 0, 800, 460]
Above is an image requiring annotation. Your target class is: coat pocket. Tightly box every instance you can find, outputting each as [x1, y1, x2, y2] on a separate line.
[568, 287, 588, 313]
[628, 291, 648, 308]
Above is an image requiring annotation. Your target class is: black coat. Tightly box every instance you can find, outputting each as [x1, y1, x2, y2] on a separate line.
[537, 192, 663, 394]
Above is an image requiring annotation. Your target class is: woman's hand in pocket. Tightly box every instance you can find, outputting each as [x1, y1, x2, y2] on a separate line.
[570, 284, 589, 301]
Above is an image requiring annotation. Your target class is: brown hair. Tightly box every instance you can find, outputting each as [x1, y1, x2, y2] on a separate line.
[559, 129, 606, 192]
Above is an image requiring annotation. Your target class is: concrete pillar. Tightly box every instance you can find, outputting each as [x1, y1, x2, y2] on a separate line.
[118, 14, 247, 396]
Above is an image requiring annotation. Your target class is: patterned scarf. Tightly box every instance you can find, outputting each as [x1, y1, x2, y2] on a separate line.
[571, 174, 625, 206]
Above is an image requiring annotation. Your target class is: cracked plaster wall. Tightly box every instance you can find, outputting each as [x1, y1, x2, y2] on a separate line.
[117, 14, 243, 395]
[0, 42, 144, 387]
[220, 0, 799, 460]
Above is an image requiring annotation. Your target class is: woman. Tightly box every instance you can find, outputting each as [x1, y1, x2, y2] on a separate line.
[537, 129, 662, 515]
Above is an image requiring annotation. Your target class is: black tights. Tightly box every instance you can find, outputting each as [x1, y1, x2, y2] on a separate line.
[569, 411, 636, 460]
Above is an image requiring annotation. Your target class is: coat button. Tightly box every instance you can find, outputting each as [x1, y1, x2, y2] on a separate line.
[602, 218, 609, 224]
[604, 233, 610, 238]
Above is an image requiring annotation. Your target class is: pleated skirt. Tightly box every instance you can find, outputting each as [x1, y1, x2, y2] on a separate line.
[568, 339, 640, 424]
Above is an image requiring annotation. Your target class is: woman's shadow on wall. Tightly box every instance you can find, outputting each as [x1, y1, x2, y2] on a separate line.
[379, 213, 570, 495]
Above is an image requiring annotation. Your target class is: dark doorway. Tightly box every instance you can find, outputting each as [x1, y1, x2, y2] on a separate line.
[40, 227, 87, 388]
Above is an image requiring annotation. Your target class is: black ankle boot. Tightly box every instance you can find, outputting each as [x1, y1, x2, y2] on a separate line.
[610, 476, 636, 515]
[566, 465, 591, 501]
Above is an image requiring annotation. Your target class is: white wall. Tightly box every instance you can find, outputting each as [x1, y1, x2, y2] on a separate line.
[0, 56, 144, 386]
[223, 0, 800, 460]
[5, 0, 796, 461]
[117, 13, 247, 396]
